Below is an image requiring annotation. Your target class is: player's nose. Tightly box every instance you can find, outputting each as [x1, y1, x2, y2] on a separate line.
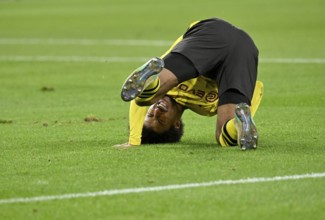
[153, 107, 164, 117]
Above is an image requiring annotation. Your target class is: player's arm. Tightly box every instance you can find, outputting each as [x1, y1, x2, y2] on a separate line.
[114, 100, 148, 148]
[128, 100, 148, 145]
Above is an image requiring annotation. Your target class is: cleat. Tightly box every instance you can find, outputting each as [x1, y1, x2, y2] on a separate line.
[234, 103, 258, 150]
[121, 57, 164, 102]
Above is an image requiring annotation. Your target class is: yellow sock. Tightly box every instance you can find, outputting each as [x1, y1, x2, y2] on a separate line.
[136, 77, 160, 103]
[219, 119, 237, 147]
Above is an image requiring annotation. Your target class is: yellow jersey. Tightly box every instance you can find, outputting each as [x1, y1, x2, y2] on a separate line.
[167, 75, 219, 116]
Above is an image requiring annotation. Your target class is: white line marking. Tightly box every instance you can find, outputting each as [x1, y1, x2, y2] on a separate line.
[259, 58, 325, 64]
[0, 55, 149, 63]
[0, 172, 324, 205]
[0, 38, 172, 46]
[0, 38, 324, 64]
[0, 55, 324, 64]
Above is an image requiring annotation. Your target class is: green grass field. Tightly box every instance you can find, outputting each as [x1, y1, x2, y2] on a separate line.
[1, 0, 325, 219]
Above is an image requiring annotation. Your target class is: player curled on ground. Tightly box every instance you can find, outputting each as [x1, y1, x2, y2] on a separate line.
[118, 18, 264, 150]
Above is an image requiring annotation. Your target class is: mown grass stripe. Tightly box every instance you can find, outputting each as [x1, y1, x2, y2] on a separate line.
[0, 38, 172, 46]
[0, 55, 324, 64]
[0, 55, 148, 63]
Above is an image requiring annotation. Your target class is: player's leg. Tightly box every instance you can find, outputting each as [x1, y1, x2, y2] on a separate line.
[120, 31, 184, 103]
[121, 52, 197, 105]
[234, 81, 263, 149]
[217, 103, 237, 146]
[217, 102, 258, 150]
[217, 84, 263, 150]
[121, 57, 164, 102]
[217, 29, 260, 150]
[234, 103, 258, 150]
[120, 61, 179, 106]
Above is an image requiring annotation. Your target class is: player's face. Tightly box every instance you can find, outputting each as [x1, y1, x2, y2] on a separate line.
[144, 96, 181, 133]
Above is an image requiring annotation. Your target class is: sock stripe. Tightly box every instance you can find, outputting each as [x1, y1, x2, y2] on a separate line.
[136, 78, 160, 102]
[223, 125, 237, 145]
[139, 93, 156, 98]
[220, 134, 228, 146]
[143, 81, 160, 92]
[140, 91, 158, 96]
[138, 80, 160, 98]
[221, 134, 237, 146]
[221, 122, 237, 146]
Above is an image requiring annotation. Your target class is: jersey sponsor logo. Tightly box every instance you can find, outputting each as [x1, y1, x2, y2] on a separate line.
[177, 84, 218, 103]
[206, 91, 218, 102]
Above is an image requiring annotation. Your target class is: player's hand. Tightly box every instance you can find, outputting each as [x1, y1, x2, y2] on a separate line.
[113, 142, 138, 149]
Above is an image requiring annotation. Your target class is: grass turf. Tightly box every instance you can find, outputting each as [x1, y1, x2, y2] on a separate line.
[0, 0, 325, 219]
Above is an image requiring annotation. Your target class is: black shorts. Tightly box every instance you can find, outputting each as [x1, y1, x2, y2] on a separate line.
[163, 18, 259, 105]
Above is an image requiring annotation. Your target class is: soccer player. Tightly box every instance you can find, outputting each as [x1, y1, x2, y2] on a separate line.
[118, 18, 264, 150]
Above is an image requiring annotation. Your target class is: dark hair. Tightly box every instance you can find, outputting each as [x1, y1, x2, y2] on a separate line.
[141, 120, 184, 144]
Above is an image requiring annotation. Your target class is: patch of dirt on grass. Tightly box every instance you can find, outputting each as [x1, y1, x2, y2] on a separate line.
[0, 119, 13, 124]
[84, 115, 104, 122]
[107, 116, 127, 121]
[41, 86, 55, 92]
